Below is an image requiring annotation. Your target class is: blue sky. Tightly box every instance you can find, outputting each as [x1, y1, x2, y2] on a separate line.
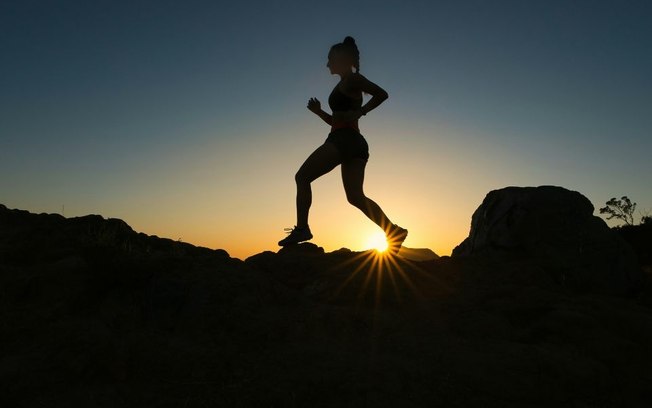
[1, 0, 651, 258]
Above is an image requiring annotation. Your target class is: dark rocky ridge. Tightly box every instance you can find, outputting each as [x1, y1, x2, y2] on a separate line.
[614, 222, 652, 273]
[452, 185, 643, 296]
[1, 187, 652, 407]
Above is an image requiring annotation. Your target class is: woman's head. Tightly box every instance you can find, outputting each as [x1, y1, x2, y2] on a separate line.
[327, 36, 360, 76]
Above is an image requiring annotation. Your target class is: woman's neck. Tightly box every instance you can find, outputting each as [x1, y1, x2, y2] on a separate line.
[339, 70, 353, 80]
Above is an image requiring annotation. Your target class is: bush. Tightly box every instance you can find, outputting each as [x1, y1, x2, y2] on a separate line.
[600, 196, 636, 226]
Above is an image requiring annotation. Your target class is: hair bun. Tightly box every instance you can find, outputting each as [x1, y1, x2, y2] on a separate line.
[343, 36, 356, 46]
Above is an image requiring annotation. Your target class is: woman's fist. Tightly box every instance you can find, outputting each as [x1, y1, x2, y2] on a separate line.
[307, 97, 321, 114]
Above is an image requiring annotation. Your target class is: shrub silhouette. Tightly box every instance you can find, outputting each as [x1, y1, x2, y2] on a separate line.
[599, 196, 636, 226]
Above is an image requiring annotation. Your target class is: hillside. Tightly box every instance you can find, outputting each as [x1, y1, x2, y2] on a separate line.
[2, 186, 652, 407]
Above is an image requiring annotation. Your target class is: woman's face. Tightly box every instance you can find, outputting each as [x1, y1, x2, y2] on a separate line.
[327, 49, 352, 75]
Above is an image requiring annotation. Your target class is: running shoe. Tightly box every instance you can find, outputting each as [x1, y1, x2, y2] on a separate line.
[278, 225, 313, 246]
[386, 224, 408, 255]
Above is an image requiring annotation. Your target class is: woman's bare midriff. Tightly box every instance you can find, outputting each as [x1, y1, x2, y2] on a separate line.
[331, 121, 359, 132]
[331, 110, 360, 132]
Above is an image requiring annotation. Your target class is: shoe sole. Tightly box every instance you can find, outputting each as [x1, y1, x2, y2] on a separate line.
[278, 234, 313, 246]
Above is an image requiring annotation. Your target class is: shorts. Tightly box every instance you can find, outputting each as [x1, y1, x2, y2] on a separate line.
[325, 127, 370, 162]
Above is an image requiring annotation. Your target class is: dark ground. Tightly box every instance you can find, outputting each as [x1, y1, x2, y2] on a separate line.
[1, 203, 651, 407]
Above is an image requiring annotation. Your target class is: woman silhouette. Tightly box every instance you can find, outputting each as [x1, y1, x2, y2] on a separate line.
[278, 36, 408, 254]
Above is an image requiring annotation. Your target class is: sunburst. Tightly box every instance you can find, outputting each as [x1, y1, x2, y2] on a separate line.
[328, 247, 427, 309]
[365, 230, 388, 253]
[322, 237, 453, 321]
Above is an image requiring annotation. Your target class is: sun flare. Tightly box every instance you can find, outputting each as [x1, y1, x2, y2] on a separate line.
[366, 230, 388, 253]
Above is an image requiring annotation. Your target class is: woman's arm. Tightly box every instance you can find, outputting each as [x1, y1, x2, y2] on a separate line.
[307, 97, 332, 125]
[335, 73, 389, 122]
[357, 73, 388, 115]
[315, 108, 332, 126]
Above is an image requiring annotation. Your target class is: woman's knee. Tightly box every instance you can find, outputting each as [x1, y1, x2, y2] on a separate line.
[295, 170, 311, 185]
[346, 191, 367, 208]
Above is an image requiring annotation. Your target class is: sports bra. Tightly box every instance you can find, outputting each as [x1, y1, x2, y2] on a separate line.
[328, 83, 363, 112]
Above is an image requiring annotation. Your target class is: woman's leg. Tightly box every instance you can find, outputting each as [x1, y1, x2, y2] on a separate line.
[341, 158, 394, 233]
[294, 142, 342, 228]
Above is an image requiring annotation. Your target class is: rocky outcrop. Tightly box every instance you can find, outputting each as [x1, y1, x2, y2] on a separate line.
[615, 222, 652, 272]
[0, 203, 229, 265]
[1, 201, 652, 407]
[452, 186, 643, 296]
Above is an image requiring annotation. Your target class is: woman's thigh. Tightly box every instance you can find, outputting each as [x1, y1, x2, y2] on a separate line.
[296, 141, 342, 183]
[341, 157, 367, 197]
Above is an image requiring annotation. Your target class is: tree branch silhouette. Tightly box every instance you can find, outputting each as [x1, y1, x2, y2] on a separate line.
[599, 196, 636, 226]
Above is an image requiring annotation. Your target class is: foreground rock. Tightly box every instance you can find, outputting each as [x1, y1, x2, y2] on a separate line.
[615, 222, 652, 272]
[452, 185, 643, 296]
[1, 202, 651, 407]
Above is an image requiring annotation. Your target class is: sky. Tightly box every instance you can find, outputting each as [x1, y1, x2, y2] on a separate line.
[1, 0, 651, 260]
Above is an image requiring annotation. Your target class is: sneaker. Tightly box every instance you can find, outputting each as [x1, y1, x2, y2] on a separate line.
[278, 225, 313, 246]
[386, 224, 408, 255]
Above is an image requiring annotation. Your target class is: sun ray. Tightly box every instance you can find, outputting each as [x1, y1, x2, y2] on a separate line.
[326, 245, 450, 311]
[357, 259, 377, 303]
[374, 258, 384, 309]
[330, 250, 377, 298]
[385, 253, 423, 301]
[385, 260, 402, 302]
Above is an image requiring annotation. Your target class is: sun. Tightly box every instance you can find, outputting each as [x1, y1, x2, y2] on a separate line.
[365, 230, 388, 253]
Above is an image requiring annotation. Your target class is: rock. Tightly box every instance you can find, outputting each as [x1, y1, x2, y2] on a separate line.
[398, 247, 439, 261]
[0, 204, 230, 263]
[2, 201, 652, 407]
[614, 222, 652, 269]
[277, 242, 325, 255]
[452, 185, 643, 296]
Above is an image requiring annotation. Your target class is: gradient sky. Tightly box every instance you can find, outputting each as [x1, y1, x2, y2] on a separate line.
[2, 0, 651, 260]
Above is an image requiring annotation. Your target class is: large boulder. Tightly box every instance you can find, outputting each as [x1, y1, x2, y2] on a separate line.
[452, 186, 643, 295]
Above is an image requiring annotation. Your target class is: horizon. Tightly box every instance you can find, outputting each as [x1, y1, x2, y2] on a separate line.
[2, 0, 651, 260]
[0, 184, 642, 261]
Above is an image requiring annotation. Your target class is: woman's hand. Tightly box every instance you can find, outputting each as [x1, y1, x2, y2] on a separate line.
[307, 97, 321, 114]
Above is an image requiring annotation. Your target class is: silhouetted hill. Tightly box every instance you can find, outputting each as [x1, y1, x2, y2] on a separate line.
[398, 246, 439, 261]
[1, 191, 652, 407]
